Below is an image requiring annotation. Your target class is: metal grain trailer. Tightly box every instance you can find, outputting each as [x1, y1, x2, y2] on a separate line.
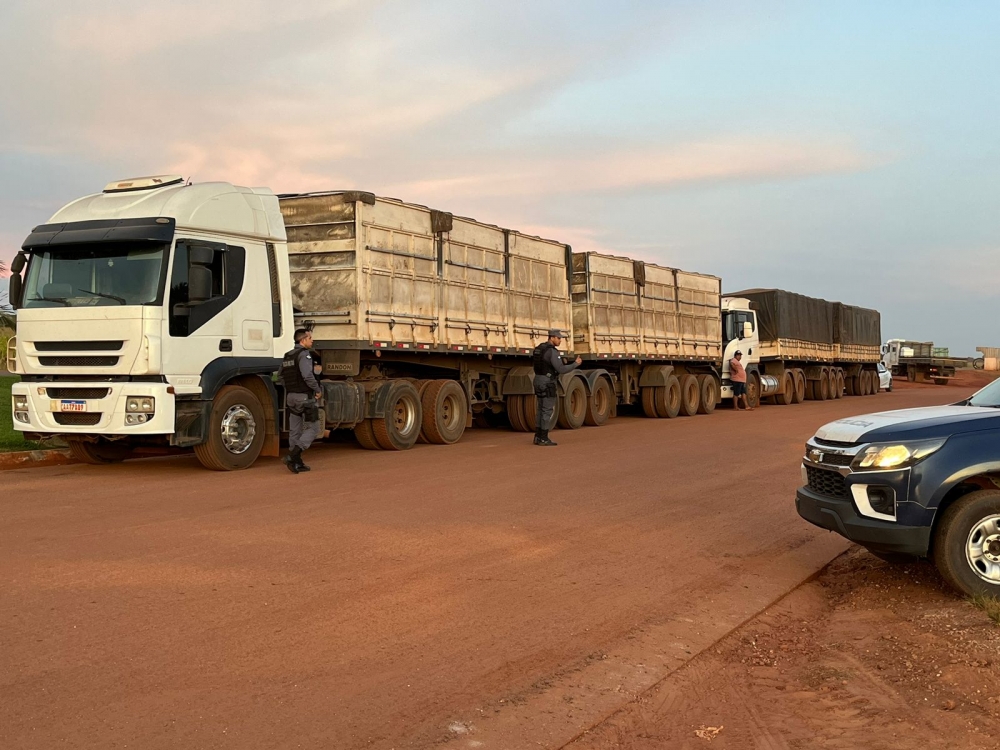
[279, 190, 606, 448]
[570, 252, 723, 419]
[882, 339, 959, 385]
[724, 289, 883, 405]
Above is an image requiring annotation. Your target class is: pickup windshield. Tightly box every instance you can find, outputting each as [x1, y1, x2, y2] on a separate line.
[967, 378, 1000, 407]
[22, 242, 168, 308]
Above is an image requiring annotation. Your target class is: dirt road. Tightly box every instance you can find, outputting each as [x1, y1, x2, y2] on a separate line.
[0, 386, 972, 749]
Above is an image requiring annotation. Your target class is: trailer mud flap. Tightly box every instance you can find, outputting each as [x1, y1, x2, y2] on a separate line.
[501, 366, 535, 396]
[638, 364, 675, 388]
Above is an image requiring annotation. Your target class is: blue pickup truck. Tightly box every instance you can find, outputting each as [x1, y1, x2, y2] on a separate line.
[796, 377, 1000, 596]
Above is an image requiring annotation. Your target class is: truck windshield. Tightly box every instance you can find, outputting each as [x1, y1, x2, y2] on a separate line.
[22, 242, 168, 308]
[967, 379, 1000, 408]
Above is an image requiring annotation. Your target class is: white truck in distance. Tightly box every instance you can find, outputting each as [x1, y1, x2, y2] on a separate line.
[6, 177, 883, 470]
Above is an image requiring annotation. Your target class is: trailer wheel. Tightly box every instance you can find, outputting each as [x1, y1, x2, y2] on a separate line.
[556, 377, 587, 429]
[67, 439, 132, 464]
[846, 375, 857, 396]
[411, 380, 432, 443]
[746, 373, 761, 409]
[864, 370, 874, 395]
[372, 380, 422, 451]
[696, 374, 717, 414]
[678, 374, 700, 416]
[421, 379, 467, 444]
[584, 377, 613, 426]
[193, 385, 266, 471]
[641, 386, 659, 418]
[932, 490, 1000, 596]
[655, 376, 682, 418]
[836, 370, 846, 399]
[792, 370, 806, 403]
[523, 394, 540, 432]
[907, 367, 917, 383]
[934, 377, 948, 386]
[506, 395, 527, 432]
[827, 370, 839, 399]
[775, 371, 794, 406]
[353, 419, 382, 450]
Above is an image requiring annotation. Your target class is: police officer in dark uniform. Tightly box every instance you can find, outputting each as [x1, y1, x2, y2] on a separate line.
[531, 328, 582, 446]
[280, 328, 322, 473]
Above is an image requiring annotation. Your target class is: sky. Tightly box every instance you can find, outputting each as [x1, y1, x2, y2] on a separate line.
[1, 0, 997, 354]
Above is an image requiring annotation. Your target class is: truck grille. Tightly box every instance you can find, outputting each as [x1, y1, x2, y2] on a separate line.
[54, 413, 102, 426]
[45, 387, 111, 399]
[38, 356, 119, 367]
[34, 341, 124, 352]
[806, 466, 848, 499]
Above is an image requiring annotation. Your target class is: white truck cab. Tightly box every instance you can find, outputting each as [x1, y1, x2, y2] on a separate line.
[8, 176, 294, 469]
[719, 296, 761, 401]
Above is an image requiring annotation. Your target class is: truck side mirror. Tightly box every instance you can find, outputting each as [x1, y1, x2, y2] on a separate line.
[8, 273, 22, 310]
[188, 266, 212, 303]
[742, 321, 753, 339]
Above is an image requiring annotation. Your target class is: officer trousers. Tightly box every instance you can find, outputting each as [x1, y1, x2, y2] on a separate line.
[533, 375, 558, 433]
[287, 393, 322, 452]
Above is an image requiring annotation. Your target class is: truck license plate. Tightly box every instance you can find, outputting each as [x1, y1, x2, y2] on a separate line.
[60, 400, 87, 412]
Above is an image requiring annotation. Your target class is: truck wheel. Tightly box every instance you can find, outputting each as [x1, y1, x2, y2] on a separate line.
[792, 370, 806, 403]
[816, 374, 829, 401]
[775, 372, 794, 405]
[372, 380, 422, 451]
[655, 376, 682, 418]
[837, 370, 846, 398]
[932, 490, 1000, 596]
[678, 374, 700, 416]
[67, 439, 132, 464]
[746, 373, 761, 409]
[829, 370, 840, 399]
[907, 367, 916, 383]
[506, 395, 527, 432]
[696, 374, 717, 414]
[846, 375, 856, 396]
[421, 379, 467, 444]
[934, 378, 948, 386]
[557, 377, 587, 429]
[193, 385, 266, 470]
[641, 386, 659, 418]
[584, 377, 612, 426]
[353, 419, 383, 450]
[412, 380, 432, 443]
[523, 394, 540, 432]
[866, 370, 876, 395]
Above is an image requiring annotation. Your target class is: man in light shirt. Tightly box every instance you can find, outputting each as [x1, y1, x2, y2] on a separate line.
[730, 350, 754, 411]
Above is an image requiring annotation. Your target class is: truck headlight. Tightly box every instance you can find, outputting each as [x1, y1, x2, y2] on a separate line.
[13, 395, 27, 410]
[852, 438, 946, 470]
[126, 397, 155, 413]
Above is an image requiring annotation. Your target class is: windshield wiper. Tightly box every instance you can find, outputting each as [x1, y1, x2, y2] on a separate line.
[27, 295, 71, 306]
[76, 289, 126, 305]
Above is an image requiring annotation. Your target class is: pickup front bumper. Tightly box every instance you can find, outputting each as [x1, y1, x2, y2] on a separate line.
[796, 485, 931, 557]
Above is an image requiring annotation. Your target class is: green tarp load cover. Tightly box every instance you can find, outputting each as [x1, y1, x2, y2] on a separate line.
[729, 289, 881, 346]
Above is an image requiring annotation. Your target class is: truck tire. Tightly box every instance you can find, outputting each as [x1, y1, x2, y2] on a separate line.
[846, 375, 857, 396]
[678, 374, 701, 416]
[67, 439, 132, 464]
[974, 358, 985, 370]
[836, 370, 846, 399]
[932, 490, 1000, 596]
[412, 380, 432, 443]
[934, 378, 948, 386]
[506, 395, 527, 432]
[641, 386, 659, 418]
[804, 380, 815, 400]
[746, 373, 761, 409]
[193, 385, 267, 470]
[793, 370, 806, 403]
[353, 419, 382, 450]
[523, 394, 540, 432]
[557, 377, 587, 429]
[584, 377, 612, 426]
[421, 379, 467, 444]
[696, 374, 717, 414]
[907, 367, 916, 383]
[775, 371, 794, 405]
[655, 376, 682, 418]
[864, 370, 875, 395]
[829, 370, 840, 399]
[816, 375, 829, 401]
[372, 380, 422, 451]
[871, 370, 881, 393]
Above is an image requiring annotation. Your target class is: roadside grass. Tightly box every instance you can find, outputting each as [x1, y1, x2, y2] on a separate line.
[969, 591, 1000, 626]
[0, 327, 11, 370]
[0, 375, 39, 452]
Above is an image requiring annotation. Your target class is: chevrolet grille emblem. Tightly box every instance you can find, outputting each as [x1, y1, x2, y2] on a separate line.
[808, 449, 824, 463]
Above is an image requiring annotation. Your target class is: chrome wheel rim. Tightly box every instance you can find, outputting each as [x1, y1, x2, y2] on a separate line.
[221, 405, 256, 454]
[966, 514, 1000, 583]
[393, 394, 418, 436]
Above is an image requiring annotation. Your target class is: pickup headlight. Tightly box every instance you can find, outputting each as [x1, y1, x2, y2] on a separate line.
[126, 397, 155, 413]
[852, 438, 946, 470]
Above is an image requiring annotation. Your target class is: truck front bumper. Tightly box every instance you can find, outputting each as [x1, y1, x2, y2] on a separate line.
[796, 486, 931, 557]
[11, 381, 176, 436]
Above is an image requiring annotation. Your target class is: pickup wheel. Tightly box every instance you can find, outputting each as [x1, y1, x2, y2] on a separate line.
[678, 374, 701, 416]
[67, 439, 132, 464]
[193, 385, 265, 471]
[696, 374, 717, 414]
[655, 376, 682, 418]
[584, 377, 613, 426]
[372, 380, 422, 451]
[933, 490, 1000, 596]
[775, 371, 794, 406]
[421, 379, 467, 444]
[557, 377, 587, 429]
[353, 419, 382, 450]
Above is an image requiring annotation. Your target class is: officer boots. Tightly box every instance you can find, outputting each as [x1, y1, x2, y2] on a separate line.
[283, 447, 302, 473]
[533, 430, 557, 447]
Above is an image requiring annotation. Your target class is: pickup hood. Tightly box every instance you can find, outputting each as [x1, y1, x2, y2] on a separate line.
[814, 405, 1000, 444]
